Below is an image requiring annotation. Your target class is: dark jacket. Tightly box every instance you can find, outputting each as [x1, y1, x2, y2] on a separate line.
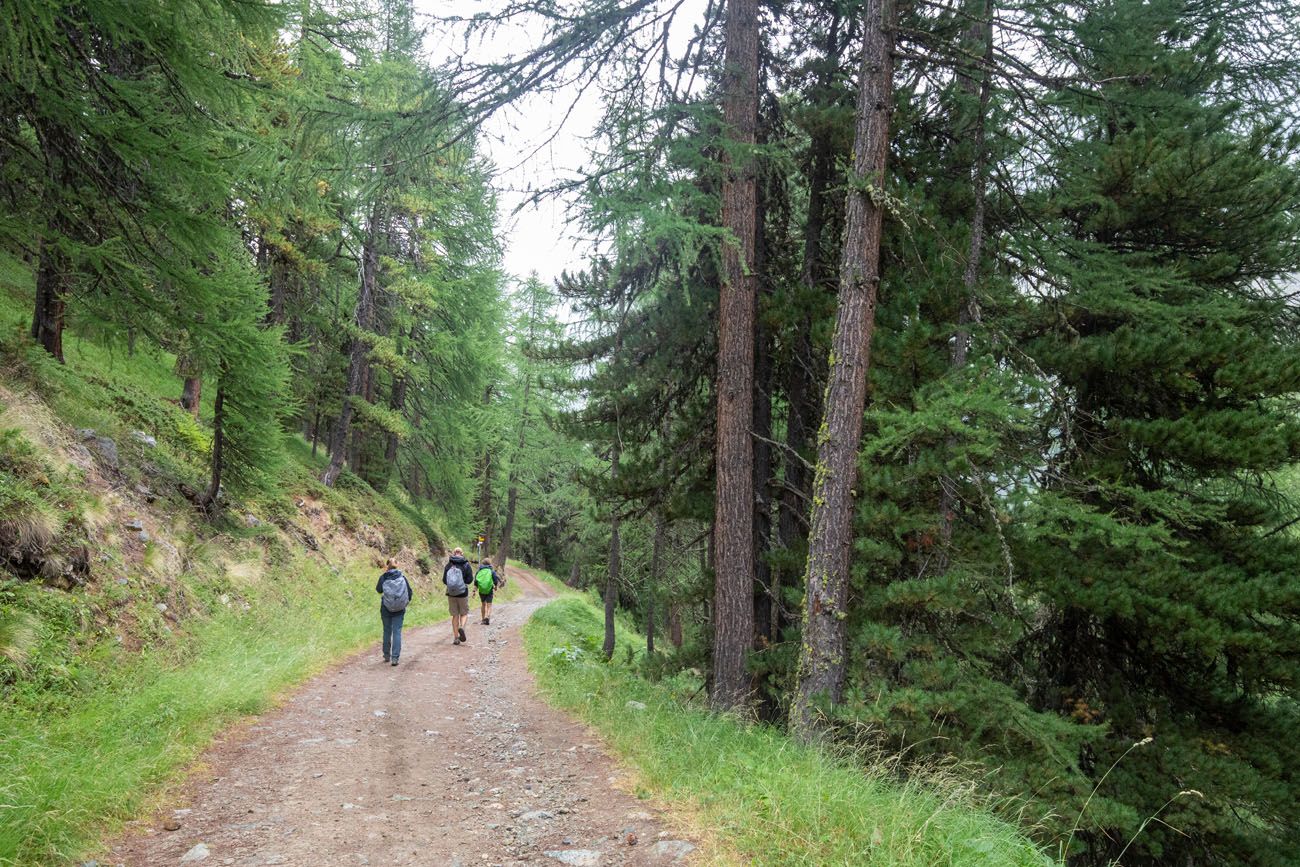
[443, 555, 472, 597]
[376, 568, 414, 607]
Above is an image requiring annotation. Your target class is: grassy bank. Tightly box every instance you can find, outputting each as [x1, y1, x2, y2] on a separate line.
[0, 550, 447, 866]
[0, 293, 455, 864]
[523, 595, 1055, 867]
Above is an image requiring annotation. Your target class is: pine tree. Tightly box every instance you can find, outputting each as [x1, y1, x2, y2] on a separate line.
[1010, 1, 1300, 860]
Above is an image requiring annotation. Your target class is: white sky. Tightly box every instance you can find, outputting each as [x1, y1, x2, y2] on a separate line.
[418, 3, 604, 285]
[418, 0, 711, 285]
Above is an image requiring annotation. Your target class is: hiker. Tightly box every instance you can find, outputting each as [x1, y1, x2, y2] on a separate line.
[444, 547, 474, 645]
[376, 557, 413, 666]
[474, 558, 504, 625]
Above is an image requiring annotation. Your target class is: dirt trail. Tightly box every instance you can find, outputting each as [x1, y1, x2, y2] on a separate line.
[107, 567, 696, 867]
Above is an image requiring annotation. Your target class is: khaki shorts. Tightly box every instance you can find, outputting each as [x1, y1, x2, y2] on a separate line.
[448, 595, 469, 616]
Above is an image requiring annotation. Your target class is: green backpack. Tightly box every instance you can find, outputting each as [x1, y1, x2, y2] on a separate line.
[475, 566, 495, 595]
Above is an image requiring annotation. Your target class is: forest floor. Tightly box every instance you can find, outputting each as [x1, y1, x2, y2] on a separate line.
[104, 567, 698, 867]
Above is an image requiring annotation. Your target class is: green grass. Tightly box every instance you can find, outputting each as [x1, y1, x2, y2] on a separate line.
[0, 266, 459, 866]
[0, 551, 447, 866]
[523, 596, 1056, 867]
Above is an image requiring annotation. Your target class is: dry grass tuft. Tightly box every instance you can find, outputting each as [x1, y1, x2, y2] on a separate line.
[0, 503, 59, 557]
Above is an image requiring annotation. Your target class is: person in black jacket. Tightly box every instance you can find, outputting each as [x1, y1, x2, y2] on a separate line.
[376, 558, 413, 666]
[443, 548, 474, 645]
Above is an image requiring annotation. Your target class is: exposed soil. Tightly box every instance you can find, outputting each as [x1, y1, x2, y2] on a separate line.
[105, 568, 696, 867]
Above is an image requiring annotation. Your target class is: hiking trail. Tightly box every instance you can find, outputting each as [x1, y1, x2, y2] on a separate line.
[107, 568, 697, 867]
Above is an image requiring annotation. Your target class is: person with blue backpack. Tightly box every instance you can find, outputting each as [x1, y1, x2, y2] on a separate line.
[444, 547, 474, 645]
[376, 558, 413, 666]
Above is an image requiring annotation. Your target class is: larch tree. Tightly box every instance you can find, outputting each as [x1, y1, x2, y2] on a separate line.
[790, 0, 899, 740]
[712, 0, 762, 713]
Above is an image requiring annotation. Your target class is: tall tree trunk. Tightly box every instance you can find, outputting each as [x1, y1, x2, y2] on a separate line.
[198, 377, 226, 511]
[180, 375, 202, 418]
[496, 373, 532, 572]
[791, 0, 898, 741]
[711, 0, 762, 712]
[937, 1, 994, 562]
[322, 205, 382, 487]
[668, 602, 683, 648]
[568, 559, 581, 588]
[603, 441, 622, 661]
[32, 235, 68, 363]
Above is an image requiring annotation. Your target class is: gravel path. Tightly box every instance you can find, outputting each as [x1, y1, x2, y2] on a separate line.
[106, 569, 696, 867]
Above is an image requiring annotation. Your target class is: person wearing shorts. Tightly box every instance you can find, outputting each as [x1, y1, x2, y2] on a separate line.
[475, 558, 503, 625]
[444, 548, 474, 645]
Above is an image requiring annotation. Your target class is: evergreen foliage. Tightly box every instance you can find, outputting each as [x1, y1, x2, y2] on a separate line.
[4, 0, 1300, 862]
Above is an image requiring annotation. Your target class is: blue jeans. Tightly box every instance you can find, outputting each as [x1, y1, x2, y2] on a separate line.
[381, 606, 405, 660]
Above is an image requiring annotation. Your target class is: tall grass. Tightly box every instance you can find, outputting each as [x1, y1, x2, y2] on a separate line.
[523, 596, 1056, 867]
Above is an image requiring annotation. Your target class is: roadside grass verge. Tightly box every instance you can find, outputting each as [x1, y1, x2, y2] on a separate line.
[0, 553, 446, 866]
[523, 595, 1056, 867]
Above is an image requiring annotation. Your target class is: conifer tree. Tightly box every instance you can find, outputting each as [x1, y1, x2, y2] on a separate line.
[712, 0, 763, 712]
[790, 0, 899, 739]
[1011, 1, 1300, 860]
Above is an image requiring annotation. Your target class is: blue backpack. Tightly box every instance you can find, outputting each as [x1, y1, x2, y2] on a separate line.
[381, 571, 409, 612]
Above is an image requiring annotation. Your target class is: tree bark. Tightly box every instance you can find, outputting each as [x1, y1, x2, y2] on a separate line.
[322, 205, 382, 487]
[668, 602, 683, 648]
[180, 376, 202, 418]
[791, 0, 898, 741]
[603, 440, 622, 661]
[711, 0, 762, 712]
[32, 235, 68, 363]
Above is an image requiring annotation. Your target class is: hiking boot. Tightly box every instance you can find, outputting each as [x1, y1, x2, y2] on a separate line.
[484, 617, 490, 626]
[383, 656, 390, 663]
[391, 659, 399, 666]
[458, 627, 467, 642]
[453, 637, 461, 645]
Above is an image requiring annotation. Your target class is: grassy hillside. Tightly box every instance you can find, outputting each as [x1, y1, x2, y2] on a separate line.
[0, 297, 455, 864]
[523, 593, 1056, 866]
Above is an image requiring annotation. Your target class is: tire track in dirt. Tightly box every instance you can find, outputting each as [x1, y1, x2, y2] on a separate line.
[106, 567, 696, 867]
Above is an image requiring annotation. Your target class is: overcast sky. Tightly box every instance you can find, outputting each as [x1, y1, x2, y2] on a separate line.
[417, 3, 604, 285]
[418, 0, 710, 286]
